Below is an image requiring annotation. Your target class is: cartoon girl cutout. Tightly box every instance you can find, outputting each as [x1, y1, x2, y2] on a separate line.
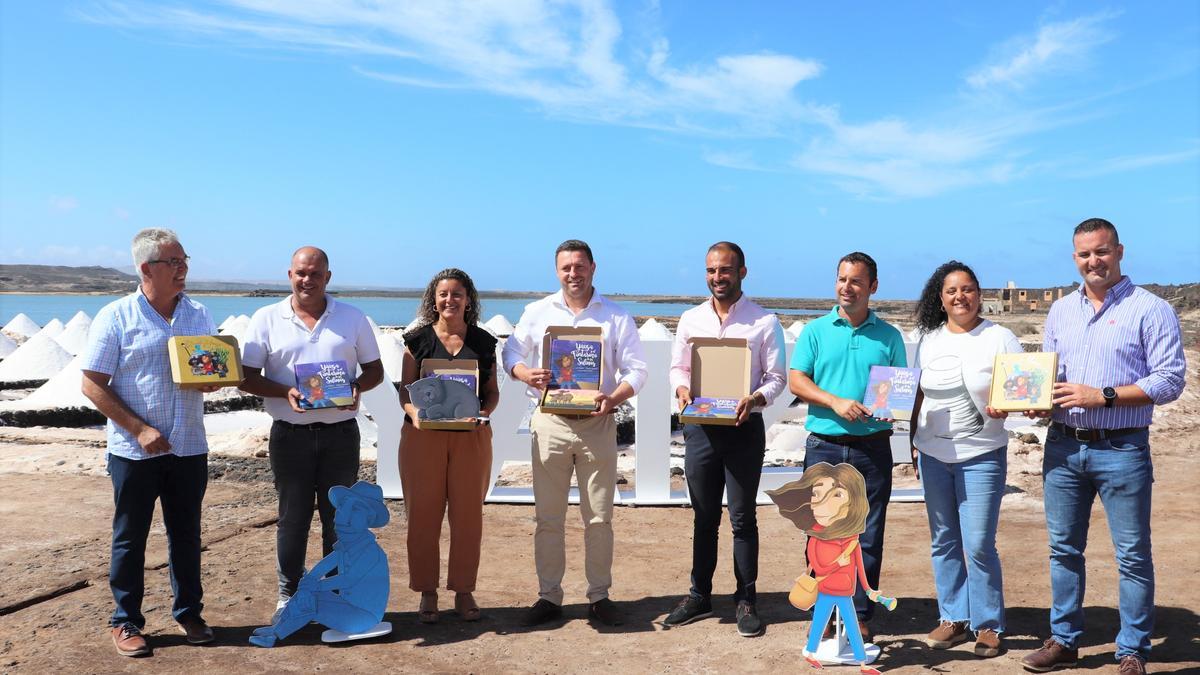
[767, 462, 894, 674]
[305, 373, 334, 409]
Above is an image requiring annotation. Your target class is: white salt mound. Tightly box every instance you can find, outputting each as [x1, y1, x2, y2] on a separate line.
[64, 310, 91, 329]
[638, 317, 673, 340]
[378, 334, 407, 382]
[217, 315, 237, 332]
[54, 317, 93, 356]
[1, 354, 93, 411]
[787, 320, 807, 337]
[34, 318, 65, 340]
[484, 314, 515, 336]
[3, 313, 40, 338]
[0, 333, 74, 382]
[0, 332, 16, 359]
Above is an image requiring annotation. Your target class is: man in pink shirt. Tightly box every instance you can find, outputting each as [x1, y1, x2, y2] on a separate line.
[662, 242, 788, 637]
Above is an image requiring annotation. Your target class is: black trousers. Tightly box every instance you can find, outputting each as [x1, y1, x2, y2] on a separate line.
[269, 419, 360, 599]
[683, 414, 766, 604]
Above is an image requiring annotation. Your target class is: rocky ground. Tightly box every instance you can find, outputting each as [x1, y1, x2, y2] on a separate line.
[1, 356, 1198, 673]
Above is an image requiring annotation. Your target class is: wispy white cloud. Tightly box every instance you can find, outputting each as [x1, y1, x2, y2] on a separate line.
[48, 195, 79, 213]
[966, 11, 1119, 90]
[1066, 144, 1200, 178]
[75, 2, 1173, 200]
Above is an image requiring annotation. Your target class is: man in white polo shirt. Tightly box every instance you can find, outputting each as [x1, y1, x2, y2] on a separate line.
[502, 239, 647, 627]
[239, 246, 384, 619]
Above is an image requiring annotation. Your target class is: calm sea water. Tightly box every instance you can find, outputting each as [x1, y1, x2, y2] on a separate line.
[0, 294, 824, 327]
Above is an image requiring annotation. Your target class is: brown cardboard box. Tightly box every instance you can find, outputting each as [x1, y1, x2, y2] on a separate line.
[539, 325, 605, 415]
[167, 335, 244, 389]
[417, 358, 481, 431]
[678, 337, 751, 426]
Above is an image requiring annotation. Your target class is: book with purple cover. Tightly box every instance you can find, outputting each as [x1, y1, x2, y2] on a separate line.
[860, 366, 921, 421]
[680, 397, 740, 426]
[296, 361, 355, 409]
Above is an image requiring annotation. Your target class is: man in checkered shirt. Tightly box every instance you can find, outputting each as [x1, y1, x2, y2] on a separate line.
[82, 228, 220, 657]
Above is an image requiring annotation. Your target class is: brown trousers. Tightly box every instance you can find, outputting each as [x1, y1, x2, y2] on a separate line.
[399, 422, 493, 592]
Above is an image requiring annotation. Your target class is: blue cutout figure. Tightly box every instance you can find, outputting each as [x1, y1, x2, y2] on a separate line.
[249, 481, 391, 647]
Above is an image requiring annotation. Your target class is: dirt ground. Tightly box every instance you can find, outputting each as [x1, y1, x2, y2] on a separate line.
[2, 366, 1199, 673]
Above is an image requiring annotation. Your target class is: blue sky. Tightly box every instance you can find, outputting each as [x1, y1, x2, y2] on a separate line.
[1, 1, 1197, 298]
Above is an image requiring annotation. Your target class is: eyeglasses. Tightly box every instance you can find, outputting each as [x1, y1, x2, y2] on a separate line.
[148, 256, 190, 268]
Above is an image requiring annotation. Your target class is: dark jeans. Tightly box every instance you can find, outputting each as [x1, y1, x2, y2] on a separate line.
[107, 452, 208, 629]
[803, 433, 893, 621]
[269, 419, 360, 599]
[683, 414, 766, 604]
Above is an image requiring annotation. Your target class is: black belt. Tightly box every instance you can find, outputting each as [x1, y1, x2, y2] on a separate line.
[810, 429, 892, 446]
[273, 418, 357, 430]
[1050, 422, 1147, 443]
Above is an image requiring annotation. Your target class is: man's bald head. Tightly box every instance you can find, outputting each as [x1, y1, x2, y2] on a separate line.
[291, 246, 329, 270]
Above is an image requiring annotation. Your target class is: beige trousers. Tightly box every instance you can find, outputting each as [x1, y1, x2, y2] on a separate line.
[530, 410, 618, 605]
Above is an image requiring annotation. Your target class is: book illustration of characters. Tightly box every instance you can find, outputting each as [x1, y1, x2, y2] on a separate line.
[868, 380, 894, 419]
[548, 339, 601, 390]
[250, 481, 391, 647]
[766, 463, 898, 674]
[296, 361, 355, 409]
[186, 343, 231, 378]
[1001, 363, 1045, 404]
[681, 397, 739, 419]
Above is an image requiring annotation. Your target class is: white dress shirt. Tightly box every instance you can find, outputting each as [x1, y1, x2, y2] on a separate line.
[669, 295, 788, 410]
[502, 290, 648, 401]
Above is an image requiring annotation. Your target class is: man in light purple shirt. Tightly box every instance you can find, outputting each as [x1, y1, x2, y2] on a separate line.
[1021, 219, 1185, 675]
[662, 242, 787, 637]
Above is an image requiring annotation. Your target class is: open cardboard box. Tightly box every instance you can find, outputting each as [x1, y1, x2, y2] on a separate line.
[678, 337, 750, 426]
[539, 325, 605, 415]
[418, 358, 482, 431]
[168, 334, 244, 389]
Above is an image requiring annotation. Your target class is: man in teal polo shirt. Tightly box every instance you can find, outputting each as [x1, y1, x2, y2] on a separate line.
[789, 251, 906, 637]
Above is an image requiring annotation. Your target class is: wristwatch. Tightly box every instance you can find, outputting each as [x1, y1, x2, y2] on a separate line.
[1102, 386, 1117, 408]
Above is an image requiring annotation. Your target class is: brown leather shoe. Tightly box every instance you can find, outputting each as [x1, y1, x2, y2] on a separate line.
[111, 623, 150, 657]
[974, 628, 1002, 657]
[178, 616, 214, 645]
[1117, 655, 1147, 675]
[926, 620, 969, 649]
[1021, 638, 1078, 672]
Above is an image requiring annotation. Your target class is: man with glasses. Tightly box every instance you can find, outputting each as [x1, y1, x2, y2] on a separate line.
[82, 228, 219, 656]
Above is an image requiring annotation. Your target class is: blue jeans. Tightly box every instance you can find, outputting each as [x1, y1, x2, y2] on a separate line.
[803, 433, 893, 622]
[806, 593, 867, 662]
[1043, 427, 1154, 660]
[919, 449, 1006, 633]
[107, 452, 208, 629]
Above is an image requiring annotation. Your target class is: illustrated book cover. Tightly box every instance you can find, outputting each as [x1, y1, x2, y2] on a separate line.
[540, 328, 605, 414]
[167, 334, 244, 389]
[295, 360, 355, 409]
[861, 366, 921, 421]
[989, 352, 1057, 412]
[680, 397, 740, 426]
[415, 358, 481, 430]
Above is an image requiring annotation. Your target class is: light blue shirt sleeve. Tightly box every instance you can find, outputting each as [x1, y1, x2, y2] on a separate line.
[82, 305, 121, 376]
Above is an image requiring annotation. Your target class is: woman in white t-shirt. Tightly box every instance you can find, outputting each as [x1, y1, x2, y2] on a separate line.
[910, 261, 1023, 659]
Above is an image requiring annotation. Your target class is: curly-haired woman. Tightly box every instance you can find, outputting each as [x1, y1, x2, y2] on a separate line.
[399, 268, 499, 624]
[910, 261, 1022, 658]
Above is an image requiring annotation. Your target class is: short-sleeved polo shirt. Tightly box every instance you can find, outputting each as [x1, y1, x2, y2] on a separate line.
[82, 289, 217, 460]
[789, 306, 907, 436]
[241, 295, 381, 425]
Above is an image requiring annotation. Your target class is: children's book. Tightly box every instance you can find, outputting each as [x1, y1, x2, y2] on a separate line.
[989, 352, 1057, 411]
[540, 329, 605, 414]
[548, 338, 602, 390]
[296, 361, 355, 409]
[861, 366, 921, 421]
[167, 335, 244, 389]
[680, 397, 740, 426]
